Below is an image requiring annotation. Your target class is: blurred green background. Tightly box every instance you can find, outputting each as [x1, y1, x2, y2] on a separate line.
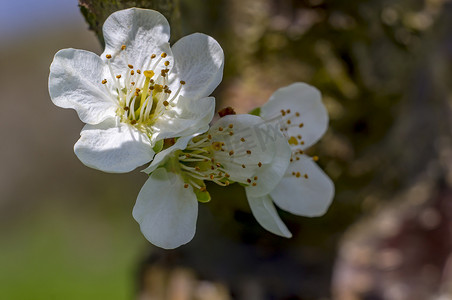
[2, 0, 452, 299]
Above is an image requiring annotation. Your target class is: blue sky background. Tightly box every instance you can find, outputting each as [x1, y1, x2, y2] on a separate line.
[0, 0, 83, 42]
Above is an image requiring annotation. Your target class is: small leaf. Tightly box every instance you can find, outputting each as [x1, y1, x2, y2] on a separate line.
[249, 107, 261, 116]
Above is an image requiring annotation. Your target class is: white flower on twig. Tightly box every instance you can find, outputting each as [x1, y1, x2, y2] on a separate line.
[49, 8, 224, 173]
[246, 83, 335, 238]
[133, 114, 291, 249]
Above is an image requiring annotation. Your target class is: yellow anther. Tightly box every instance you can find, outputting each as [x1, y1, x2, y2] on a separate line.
[225, 173, 230, 178]
[121, 45, 126, 50]
[287, 120, 291, 125]
[287, 109, 291, 113]
[207, 134, 212, 140]
[164, 61, 170, 66]
[228, 124, 233, 128]
[254, 176, 258, 180]
[151, 54, 156, 59]
[229, 131, 234, 136]
[143, 70, 154, 78]
[211, 142, 222, 151]
[241, 164, 246, 168]
[154, 85, 163, 92]
[295, 172, 301, 178]
[247, 179, 252, 183]
[180, 80, 186, 85]
[296, 157, 300, 160]
[246, 150, 252, 154]
[295, 112, 300, 117]
[130, 70, 135, 75]
[313, 156, 319, 161]
[101, 79, 107, 84]
[218, 127, 223, 131]
[137, 69, 141, 74]
[184, 184, 189, 188]
[304, 174, 309, 179]
[131, 120, 137, 125]
[131, 81, 135, 85]
[128, 64, 134, 69]
[116, 75, 121, 79]
[288, 136, 299, 145]
[124, 106, 129, 111]
[106, 54, 112, 59]
[163, 101, 169, 106]
[258, 162, 262, 167]
[240, 137, 245, 142]
[229, 150, 234, 156]
[161, 52, 167, 58]
[299, 123, 304, 128]
[252, 183, 257, 186]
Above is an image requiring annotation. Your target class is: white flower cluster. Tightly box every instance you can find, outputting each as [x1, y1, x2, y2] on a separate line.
[49, 8, 334, 249]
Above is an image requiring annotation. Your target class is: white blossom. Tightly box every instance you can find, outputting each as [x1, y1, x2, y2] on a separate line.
[49, 8, 224, 173]
[246, 83, 335, 237]
[133, 114, 291, 248]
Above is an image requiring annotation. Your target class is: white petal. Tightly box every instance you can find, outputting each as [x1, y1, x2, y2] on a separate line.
[49, 48, 116, 124]
[210, 114, 278, 183]
[260, 83, 329, 149]
[102, 8, 172, 73]
[142, 135, 194, 174]
[153, 96, 215, 141]
[168, 33, 224, 99]
[133, 168, 198, 249]
[246, 192, 292, 238]
[271, 155, 334, 217]
[245, 134, 291, 198]
[74, 118, 154, 173]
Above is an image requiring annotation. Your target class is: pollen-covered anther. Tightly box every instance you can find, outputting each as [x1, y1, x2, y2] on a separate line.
[164, 61, 170, 66]
[106, 54, 112, 59]
[116, 75, 121, 79]
[212, 142, 222, 151]
[102, 79, 107, 84]
[121, 45, 126, 50]
[128, 64, 134, 69]
[130, 70, 135, 75]
[161, 52, 167, 58]
[288, 136, 298, 145]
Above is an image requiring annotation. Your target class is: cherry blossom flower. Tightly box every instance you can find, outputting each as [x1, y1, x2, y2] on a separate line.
[49, 8, 224, 173]
[246, 83, 335, 238]
[133, 114, 291, 248]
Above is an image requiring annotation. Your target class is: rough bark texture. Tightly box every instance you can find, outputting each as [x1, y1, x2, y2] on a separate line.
[78, 0, 180, 45]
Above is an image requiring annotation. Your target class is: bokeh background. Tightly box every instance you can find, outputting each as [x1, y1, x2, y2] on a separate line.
[1, 0, 452, 299]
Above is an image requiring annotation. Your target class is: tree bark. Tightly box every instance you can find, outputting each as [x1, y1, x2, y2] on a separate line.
[78, 0, 181, 46]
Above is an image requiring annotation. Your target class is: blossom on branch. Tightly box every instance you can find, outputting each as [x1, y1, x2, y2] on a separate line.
[246, 83, 335, 238]
[49, 8, 224, 173]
